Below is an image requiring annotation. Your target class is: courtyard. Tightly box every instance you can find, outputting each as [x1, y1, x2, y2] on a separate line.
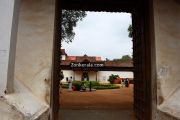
[59, 84, 135, 120]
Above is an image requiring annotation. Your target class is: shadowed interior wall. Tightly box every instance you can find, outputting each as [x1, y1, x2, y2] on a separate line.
[74, 71, 82, 80]
[88, 71, 96, 80]
[154, 0, 180, 119]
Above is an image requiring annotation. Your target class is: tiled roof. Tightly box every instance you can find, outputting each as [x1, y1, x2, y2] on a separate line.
[66, 54, 102, 62]
[60, 49, 133, 67]
[61, 60, 72, 65]
[61, 60, 133, 67]
[67, 56, 76, 60]
[104, 61, 133, 67]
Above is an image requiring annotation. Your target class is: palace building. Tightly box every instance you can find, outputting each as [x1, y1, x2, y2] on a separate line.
[60, 49, 134, 82]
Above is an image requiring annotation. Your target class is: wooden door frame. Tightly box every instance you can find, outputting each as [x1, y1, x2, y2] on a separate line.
[50, 0, 61, 120]
[50, 0, 156, 120]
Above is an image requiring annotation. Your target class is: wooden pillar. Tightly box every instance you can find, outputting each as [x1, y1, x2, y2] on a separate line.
[96, 71, 98, 81]
[50, 0, 61, 119]
[73, 70, 75, 81]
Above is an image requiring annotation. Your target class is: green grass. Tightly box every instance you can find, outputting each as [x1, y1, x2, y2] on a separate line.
[61, 81, 120, 90]
[93, 84, 120, 89]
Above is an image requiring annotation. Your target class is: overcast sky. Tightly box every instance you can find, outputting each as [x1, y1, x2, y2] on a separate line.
[62, 12, 132, 60]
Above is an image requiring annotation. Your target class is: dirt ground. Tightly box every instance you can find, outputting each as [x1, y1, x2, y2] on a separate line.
[59, 84, 133, 110]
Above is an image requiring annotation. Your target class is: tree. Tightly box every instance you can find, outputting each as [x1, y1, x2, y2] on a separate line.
[113, 55, 132, 62]
[128, 24, 133, 38]
[105, 58, 110, 61]
[121, 55, 132, 61]
[62, 10, 86, 43]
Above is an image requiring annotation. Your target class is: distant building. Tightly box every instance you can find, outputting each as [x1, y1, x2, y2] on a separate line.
[60, 49, 134, 82]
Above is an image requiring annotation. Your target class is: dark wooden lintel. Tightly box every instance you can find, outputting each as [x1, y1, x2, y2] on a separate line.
[61, 0, 136, 12]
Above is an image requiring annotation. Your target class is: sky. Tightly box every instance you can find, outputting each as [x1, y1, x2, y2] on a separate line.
[62, 12, 132, 60]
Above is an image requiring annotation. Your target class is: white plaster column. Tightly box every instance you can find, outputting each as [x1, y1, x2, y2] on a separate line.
[0, 0, 20, 95]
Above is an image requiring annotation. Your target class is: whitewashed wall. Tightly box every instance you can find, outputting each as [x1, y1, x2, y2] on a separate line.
[3, 0, 55, 119]
[14, 0, 55, 103]
[154, 0, 180, 118]
[61, 70, 133, 82]
[62, 70, 74, 82]
[97, 71, 134, 82]
[0, 0, 24, 119]
[62, 55, 66, 60]
[0, 0, 18, 95]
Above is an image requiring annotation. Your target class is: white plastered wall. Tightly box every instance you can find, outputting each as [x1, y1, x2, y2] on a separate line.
[62, 70, 133, 82]
[0, 0, 19, 96]
[2, 0, 55, 119]
[154, 0, 180, 118]
[97, 71, 134, 82]
[61, 70, 74, 82]
[62, 55, 66, 60]
[0, 0, 24, 119]
[14, 0, 54, 102]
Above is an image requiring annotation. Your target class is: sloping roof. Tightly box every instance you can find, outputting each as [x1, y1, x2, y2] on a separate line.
[104, 61, 133, 67]
[67, 56, 76, 60]
[61, 60, 133, 67]
[76, 55, 97, 62]
[61, 60, 72, 66]
[66, 54, 102, 62]
[60, 49, 133, 68]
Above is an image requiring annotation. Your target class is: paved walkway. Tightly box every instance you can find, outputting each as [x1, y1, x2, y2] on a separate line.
[59, 84, 136, 120]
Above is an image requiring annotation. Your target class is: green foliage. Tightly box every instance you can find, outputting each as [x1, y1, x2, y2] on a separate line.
[61, 84, 68, 88]
[105, 58, 110, 61]
[62, 10, 87, 43]
[113, 55, 132, 62]
[72, 81, 82, 90]
[128, 24, 133, 38]
[121, 55, 132, 61]
[108, 74, 120, 84]
[84, 81, 100, 87]
[93, 84, 119, 89]
[61, 81, 82, 90]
